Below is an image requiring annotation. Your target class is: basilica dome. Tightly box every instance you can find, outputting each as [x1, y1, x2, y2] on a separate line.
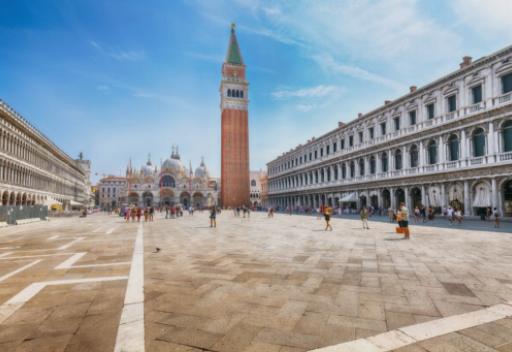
[162, 157, 184, 175]
[194, 159, 209, 178]
[141, 161, 154, 177]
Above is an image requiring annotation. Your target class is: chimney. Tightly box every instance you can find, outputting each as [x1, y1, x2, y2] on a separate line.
[409, 85, 417, 93]
[384, 100, 391, 105]
[459, 56, 472, 69]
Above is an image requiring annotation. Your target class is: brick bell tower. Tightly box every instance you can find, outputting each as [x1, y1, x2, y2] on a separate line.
[220, 23, 250, 208]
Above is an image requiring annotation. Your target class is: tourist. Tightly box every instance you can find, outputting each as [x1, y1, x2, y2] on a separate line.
[494, 207, 501, 228]
[130, 207, 136, 222]
[136, 207, 142, 222]
[268, 207, 274, 218]
[209, 206, 217, 228]
[414, 206, 420, 223]
[149, 207, 154, 221]
[324, 205, 333, 231]
[388, 207, 395, 222]
[144, 208, 149, 222]
[446, 206, 454, 224]
[398, 202, 410, 239]
[420, 205, 427, 223]
[124, 208, 130, 223]
[454, 208, 463, 224]
[360, 206, 370, 230]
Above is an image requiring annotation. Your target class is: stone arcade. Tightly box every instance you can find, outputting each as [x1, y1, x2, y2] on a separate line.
[267, 45, 512, 218]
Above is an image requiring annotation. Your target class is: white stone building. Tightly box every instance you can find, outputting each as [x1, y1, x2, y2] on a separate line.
[249, 170, 266, 206]
[0, 99, 91, 208]
[98, 176, 127, 210]
[267, 45, 512, 218]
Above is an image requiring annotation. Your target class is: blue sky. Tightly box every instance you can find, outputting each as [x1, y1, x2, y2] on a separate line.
[1, 0, 512, 182]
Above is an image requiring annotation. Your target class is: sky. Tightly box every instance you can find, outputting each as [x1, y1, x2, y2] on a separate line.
[1, 0, 512, 183]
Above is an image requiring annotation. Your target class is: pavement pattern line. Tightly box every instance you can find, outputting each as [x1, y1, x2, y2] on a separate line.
[0, 276, 128, 324]
[309, 303, 512, 352]
[54, 252, 131, 269]
[0, 259, 42, 283]
[57, 237, 85, 250]
[114, 223, 145, 352]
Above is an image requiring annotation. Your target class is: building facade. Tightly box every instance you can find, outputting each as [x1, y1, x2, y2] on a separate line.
[0, 99, 91, 208]
[98, 176, 127, 210]
[267, 46, 512, 218]
[249, 170, 266, 206]
[123, 148, 218, 208]
[220, 23, 250, 207]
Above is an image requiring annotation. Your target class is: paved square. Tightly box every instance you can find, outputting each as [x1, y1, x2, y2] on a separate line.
[1, 212, 512, 351]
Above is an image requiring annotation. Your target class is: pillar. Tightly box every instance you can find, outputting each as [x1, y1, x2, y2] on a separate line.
[491, 178, 498, 209]
[463, 180, 470, 216]
[421, 185, 426, 207]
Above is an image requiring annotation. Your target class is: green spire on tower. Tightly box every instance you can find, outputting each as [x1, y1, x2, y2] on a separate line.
[226, 22, 244, 65]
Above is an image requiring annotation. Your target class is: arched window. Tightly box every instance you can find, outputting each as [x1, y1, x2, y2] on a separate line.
[251, 179, 256, 187]
[394, 150, 402, 170]
[472, 128, 486, 157]
[448, 134, 459, 161]
[240, 90, 244, 98]
[359, 158, 365, 176]
[341, 163, 346, 179]
[410, 145, 419, 168]
[161, 175, 176, 188]
[428, 140, 437, 164]
[227, 89, 232, 97]
[350, 161, 355, 178]
[381, 153, 388, 172]
[370, 156, 376, 174]
[502, 120, 512, 152]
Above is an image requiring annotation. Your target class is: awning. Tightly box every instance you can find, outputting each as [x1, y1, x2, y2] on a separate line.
[44, 197, 61, 207]
[340, 192, 358, 202]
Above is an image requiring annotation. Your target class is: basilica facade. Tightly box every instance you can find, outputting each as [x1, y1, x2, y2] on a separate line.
[123, 147, 218, 208]
[267, 45, 512, 218]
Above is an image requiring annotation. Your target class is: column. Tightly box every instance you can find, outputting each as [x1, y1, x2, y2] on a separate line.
[377, 189, 383, 208]
[440, 183, 447, 209]
[461, 129, 467, 161]
[376, 154, 382, 174]
[419, 140, 425, 168]
[488, 122, 495, 159]
[390, 187, 396, 210]
[491, 178, 498, 209]
[337, 164, 342, 181]
[388, 150, 394, 171]
[404, 186, 410, 208]
[421, 185, 426, 207]
[463, 180, 470, 216]
[438, 135, 445, 167]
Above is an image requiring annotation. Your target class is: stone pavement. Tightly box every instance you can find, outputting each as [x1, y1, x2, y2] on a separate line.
[1, 212, 512, 351]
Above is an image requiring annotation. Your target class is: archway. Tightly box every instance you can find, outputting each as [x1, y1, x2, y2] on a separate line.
[160, 175, 176, 188]
[360, 195, 367, 208]
[448, 184, 464, 211]
[410, 187, 422, 208]
[382, 189, 391, 209]
[9, 192, 15, 205]
[128, 192, 139, 206]
[160, 189, 175, 206]
[142, 191, 153, 207]
[15, 193, 21, 206]
[21, 193, 27, 206]
[180, 192, 190, 208]
[395, 188, 405, 206]
[503, 180, 512, 217]
[1, 191, 8, 206]
[472, 182, 491, 217]
[193, 192, 205, 208]
[370, 194, 378, 208]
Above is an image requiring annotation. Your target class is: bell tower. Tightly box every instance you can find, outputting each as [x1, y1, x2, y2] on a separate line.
[220, 23, 250, 207]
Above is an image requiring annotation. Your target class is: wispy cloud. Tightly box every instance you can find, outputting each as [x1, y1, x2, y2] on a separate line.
[96, 85, 111, 94]
[272, 84, 345, 99]
[89, 40, 146, 62]
[186, 51, 223, 64]
[313, 54, 405, 91]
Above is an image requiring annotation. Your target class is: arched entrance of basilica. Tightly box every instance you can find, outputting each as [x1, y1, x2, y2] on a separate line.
[180, 192, 190, 208]
[142, 192, 153, 207]
[160, 189, 175, 206]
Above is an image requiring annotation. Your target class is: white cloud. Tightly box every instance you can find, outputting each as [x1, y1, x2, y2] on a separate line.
[272, 85, 345, 99]
[96, 85, 111, 94]
[89, 40, 146, 62]
[451, 0, 512, 39]
[313, 54, 405, 91]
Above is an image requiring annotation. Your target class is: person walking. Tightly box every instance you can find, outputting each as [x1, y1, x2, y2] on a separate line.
[398, 202, 410, 239]
[268, 207, 274, 218]
[136, 207, 142, 222]
[144, 208, 149, 222]
[324, 205, 333, 231]
[209, 206, 217, 228]
[360, 206, 370, 229]
[149, 207, 154, 221]
[494, 207, 501, 228]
